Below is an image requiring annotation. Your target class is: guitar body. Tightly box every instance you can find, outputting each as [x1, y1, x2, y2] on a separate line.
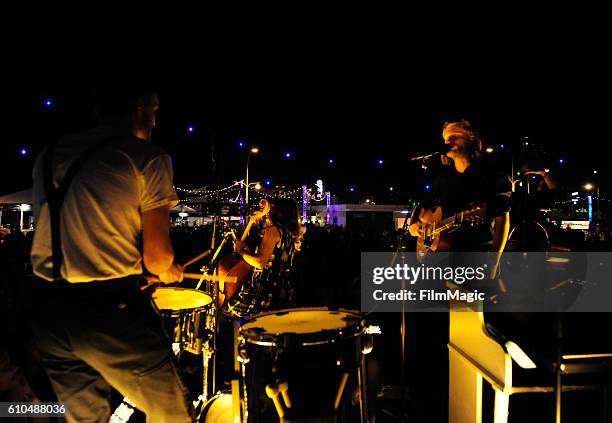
[218, 253, 253, 302]
[416, 207, 451, 260]
[415, 204, 486, 262]
[216, 198, 271, 304]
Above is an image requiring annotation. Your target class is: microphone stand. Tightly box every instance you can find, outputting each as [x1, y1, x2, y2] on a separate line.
[389, 152, 442, 421]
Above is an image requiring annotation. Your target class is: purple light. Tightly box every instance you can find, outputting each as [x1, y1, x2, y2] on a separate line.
[348, 187, 356, 192]
[186, 126, 195, 134]
[265, 180, 272, 186]
[559, 158, 565, 164]
[284, 152, 293, 159]
[237, 140, 246, 148]
[500, 144, 504, 148]
[328, 159, 334, 165]
[425, 184, 431, 191]
[377, 159, 384, 166]
[19, 148, 29, 157]
[43, 98, 53, 107]
[531, 175, 537, 180]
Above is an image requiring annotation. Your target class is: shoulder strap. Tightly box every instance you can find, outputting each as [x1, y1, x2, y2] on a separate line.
[42, 134, 130, 279]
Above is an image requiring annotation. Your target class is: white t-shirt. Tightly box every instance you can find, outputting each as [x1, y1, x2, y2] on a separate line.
[31, 126, 179, 282]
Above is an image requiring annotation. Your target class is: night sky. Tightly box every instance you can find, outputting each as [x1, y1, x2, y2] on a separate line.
[3, 1, 607, 202]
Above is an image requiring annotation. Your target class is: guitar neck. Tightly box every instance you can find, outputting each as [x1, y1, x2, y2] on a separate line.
[432, 215, 458, 235]
[240, 220, 255, 242]
[432, 209, 477, 235]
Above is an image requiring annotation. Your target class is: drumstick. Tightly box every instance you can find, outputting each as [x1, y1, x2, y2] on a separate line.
[141, 273, 237, 290]
[182, 249, 212, 268]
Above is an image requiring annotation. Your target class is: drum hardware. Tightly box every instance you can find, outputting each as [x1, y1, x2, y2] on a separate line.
[265, 384, 286, 418]
[334, 373, 350, 411]
[278, 382, 292, 409]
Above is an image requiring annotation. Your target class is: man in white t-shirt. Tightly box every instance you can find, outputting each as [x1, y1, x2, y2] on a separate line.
[30, 77, 193, 422]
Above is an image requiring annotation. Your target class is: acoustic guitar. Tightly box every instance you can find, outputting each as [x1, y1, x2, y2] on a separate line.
[217, 199, 271, 303]
[415, 204, 487, 261]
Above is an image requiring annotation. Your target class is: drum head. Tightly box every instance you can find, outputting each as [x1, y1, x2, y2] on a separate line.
[152, 287, 213, 311]
[201, 393, 233, 423]
[240, 308, 364, 345]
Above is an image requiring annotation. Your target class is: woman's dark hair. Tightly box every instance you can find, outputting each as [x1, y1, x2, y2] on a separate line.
[269, 198, 300, 236]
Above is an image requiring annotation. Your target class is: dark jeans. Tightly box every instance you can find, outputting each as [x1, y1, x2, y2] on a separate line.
[30, 277, 193, 423]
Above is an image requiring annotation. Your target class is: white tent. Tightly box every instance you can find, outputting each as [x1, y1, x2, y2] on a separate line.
[0, 188, 33, 230]
[0, 188, 33, 205]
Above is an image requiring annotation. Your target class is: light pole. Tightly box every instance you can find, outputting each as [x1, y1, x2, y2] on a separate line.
[245, 147, 259, 209]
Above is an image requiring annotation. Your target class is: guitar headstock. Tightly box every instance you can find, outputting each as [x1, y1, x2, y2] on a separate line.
[250, 199, 271, 223]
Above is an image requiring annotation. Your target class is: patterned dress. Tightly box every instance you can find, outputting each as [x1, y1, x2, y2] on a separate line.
[223, 225, 297, 319]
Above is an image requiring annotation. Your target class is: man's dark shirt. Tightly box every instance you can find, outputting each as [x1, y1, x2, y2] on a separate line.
[423, 156, 511, 251]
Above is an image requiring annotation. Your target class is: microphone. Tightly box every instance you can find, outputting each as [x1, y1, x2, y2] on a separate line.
[410, 152, 442, 161]
[410, 145, 451, 161]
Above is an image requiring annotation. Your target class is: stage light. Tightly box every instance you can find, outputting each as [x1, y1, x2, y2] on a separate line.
[425, 184, 431, 191]
[348, 187, 356, 192]
[186, 126, 195, 134]
[365, 199, 370, 203]
[43, 98, 54, 107]
[500, 144, 504, 148]
[389, 187, 394, 191]
[237, 140, 246, 149]
[593, 170, 598, 174]
[265, 180, 272, 186]
[328, 159, 334, 165]
[178, 212, 189, 218]
[377, 159, 384, 166]
[254, 183, 262, 190]
[559, 158, 565, 164]
[19, 148, 29, 157]
[284, 152, 293, 159]
[251, 147, 259, 154]
[486, 147, 494, 153]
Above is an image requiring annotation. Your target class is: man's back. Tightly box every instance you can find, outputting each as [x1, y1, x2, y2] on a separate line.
[31, 126, 178, 282]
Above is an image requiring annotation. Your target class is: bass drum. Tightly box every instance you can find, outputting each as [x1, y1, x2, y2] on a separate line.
[198, 392, 234, 423]
[505, 220, 550, 252]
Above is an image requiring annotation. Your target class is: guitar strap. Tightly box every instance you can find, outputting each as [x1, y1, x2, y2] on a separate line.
[42, 134, 130, 280]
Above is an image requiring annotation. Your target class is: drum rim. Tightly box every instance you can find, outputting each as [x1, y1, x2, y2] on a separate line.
[239, 307, 366, 346]
[152, 286, 213, 313]
[199, 390, 233, 421]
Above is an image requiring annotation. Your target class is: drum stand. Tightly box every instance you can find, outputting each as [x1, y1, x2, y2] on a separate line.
[194, 228, 236, 421]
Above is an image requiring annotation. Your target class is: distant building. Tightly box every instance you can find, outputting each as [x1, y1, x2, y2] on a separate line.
[309, 204, 412, 229]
